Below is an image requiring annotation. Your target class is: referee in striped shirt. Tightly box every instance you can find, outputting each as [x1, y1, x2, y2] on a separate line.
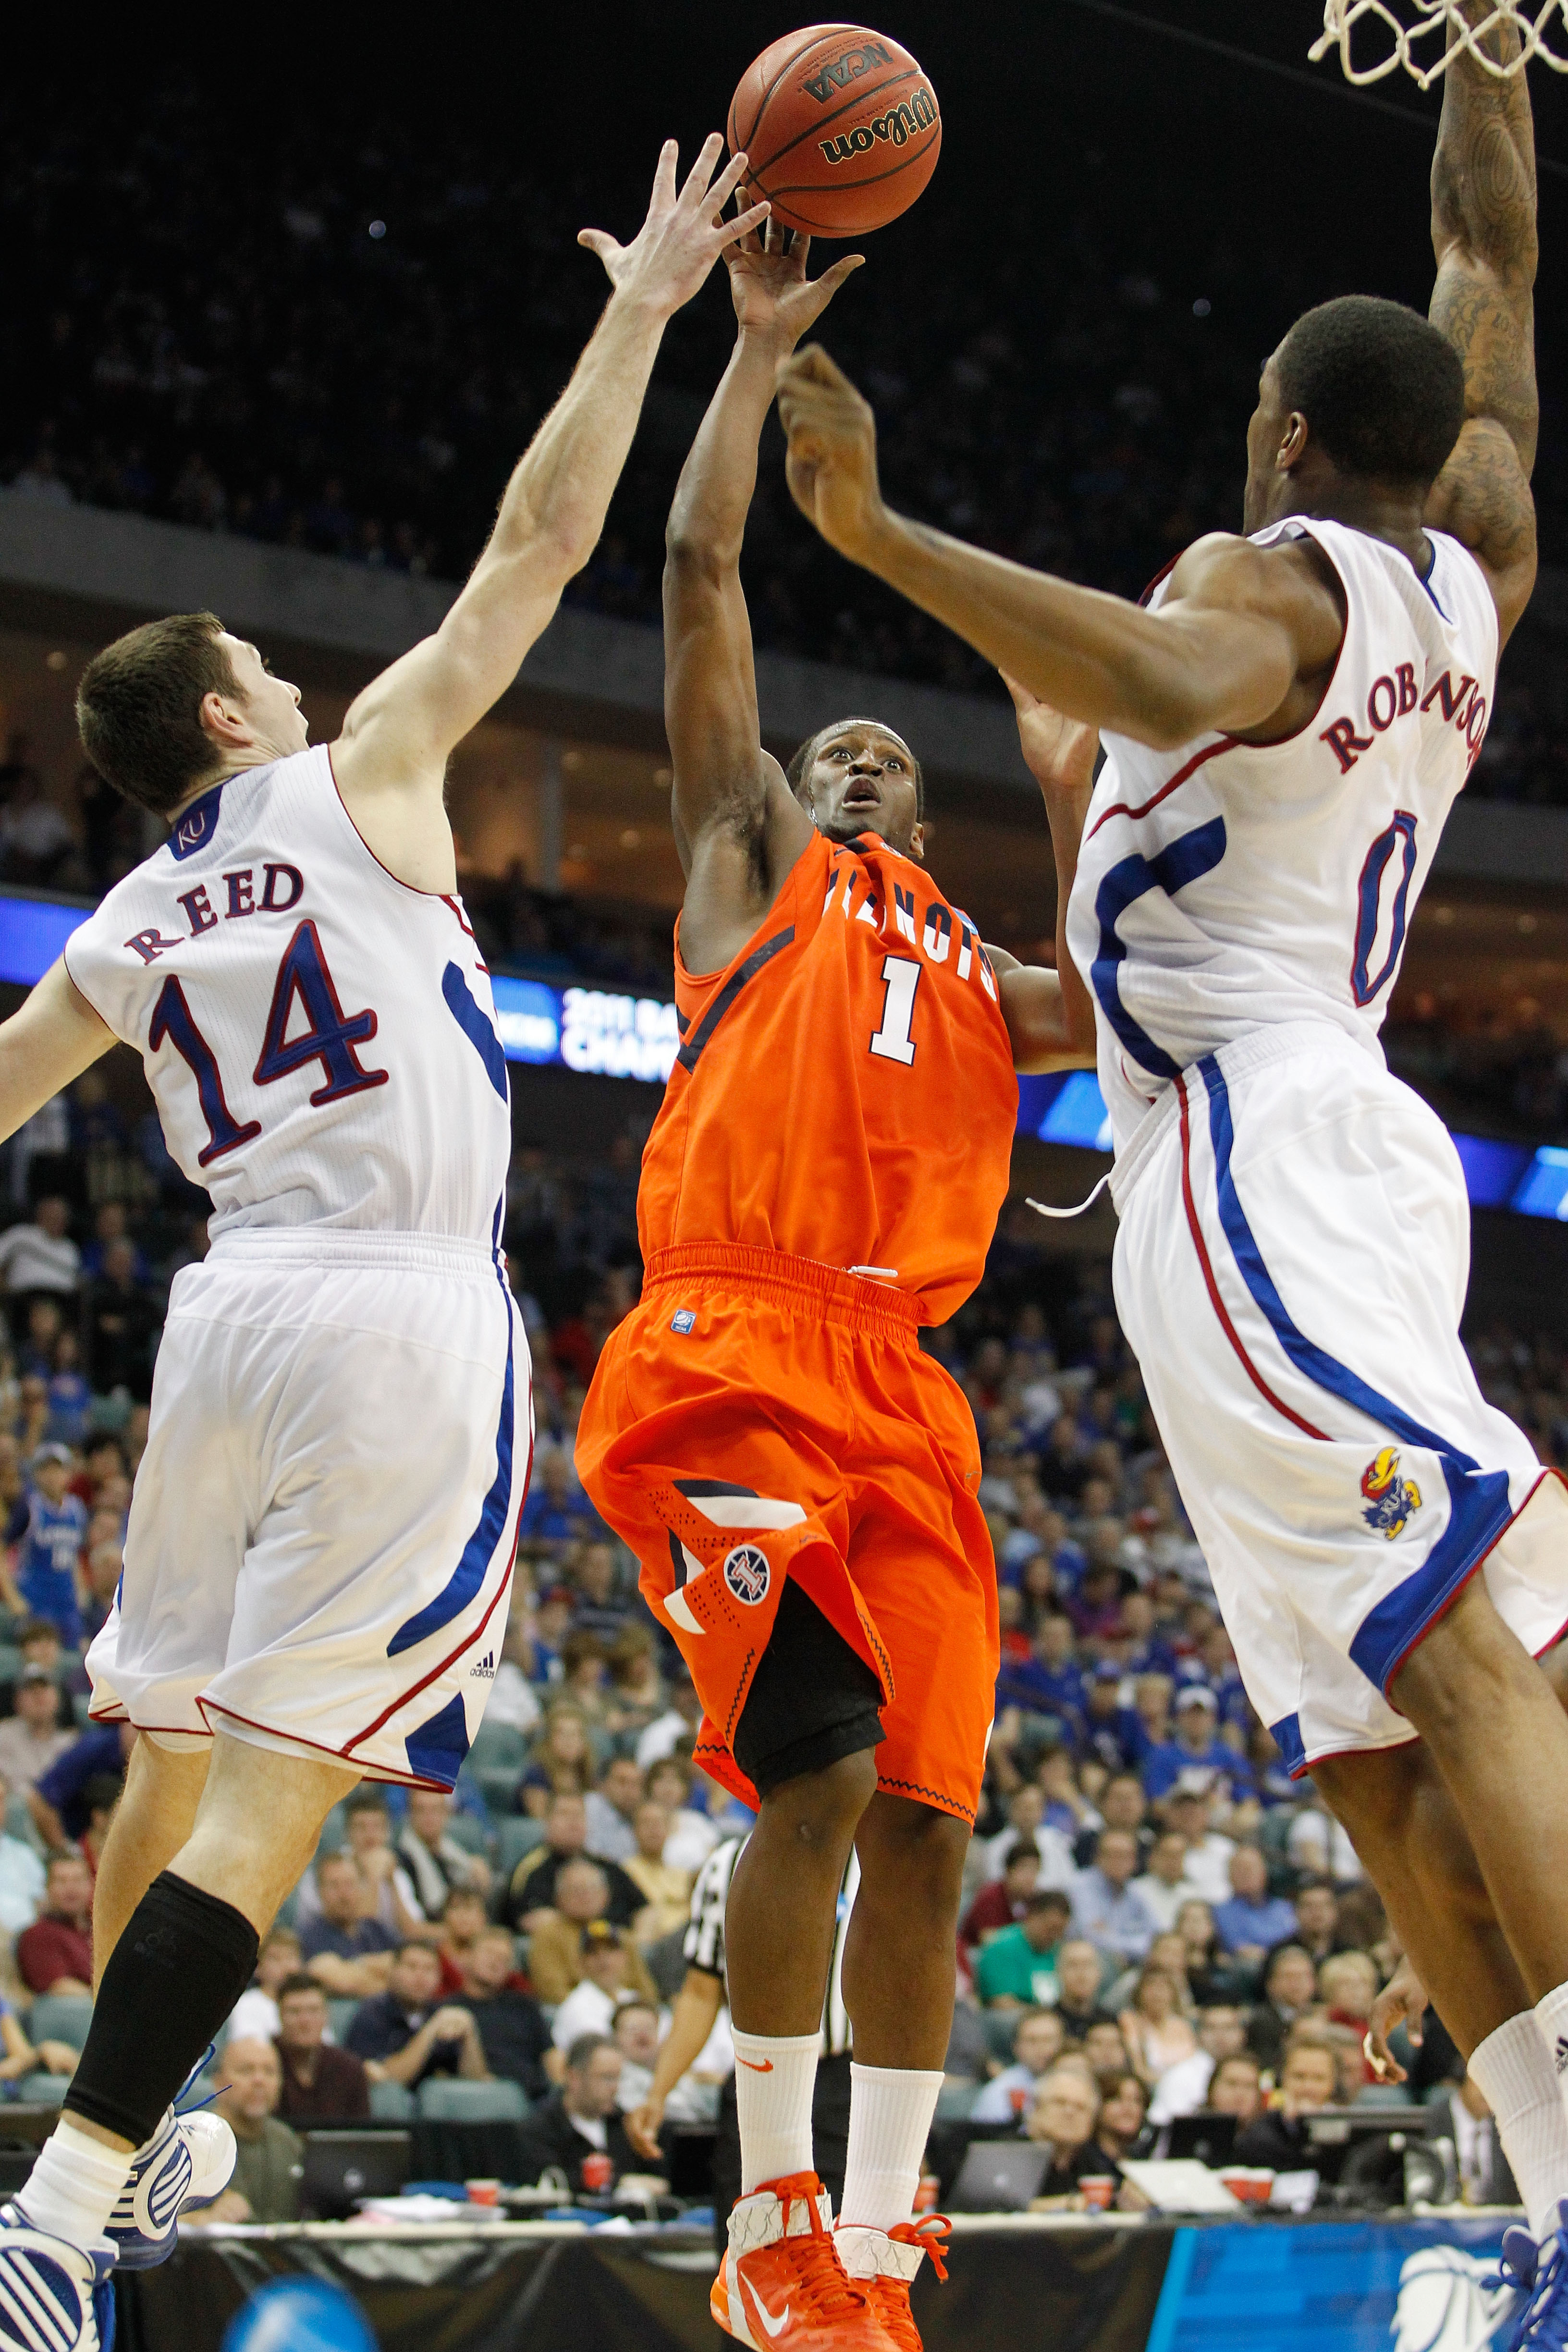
[626, 1835, 858, 2239]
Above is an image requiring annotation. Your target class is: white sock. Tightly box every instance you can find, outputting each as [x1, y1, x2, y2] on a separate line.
[17, 2120, 134, 2249]
[838, 2063, 944, 2251]
[1476, 2005, 1568, 2241]
[733, 2029, 821, 2195]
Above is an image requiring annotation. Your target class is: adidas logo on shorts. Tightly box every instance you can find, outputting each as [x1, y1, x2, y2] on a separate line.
[469, 1651, 495, 1679]
[1556, 2035, 1568, 2076]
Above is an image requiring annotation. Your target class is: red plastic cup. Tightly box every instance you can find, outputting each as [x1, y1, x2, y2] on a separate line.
[465, 2179, 501, 2208]
[1080, 2175, 1115, 2212]
[581, 2153, 614, 2194]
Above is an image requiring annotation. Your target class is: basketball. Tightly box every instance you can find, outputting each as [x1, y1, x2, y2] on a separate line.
[727, 25, 941, 238]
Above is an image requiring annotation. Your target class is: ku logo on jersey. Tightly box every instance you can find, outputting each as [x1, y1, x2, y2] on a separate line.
[1361, 1447, 1422, 1540]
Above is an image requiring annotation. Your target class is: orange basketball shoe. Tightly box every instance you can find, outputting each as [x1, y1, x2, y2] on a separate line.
[833, 2214, 951, 2352]
[711, 2172, 893, 2352]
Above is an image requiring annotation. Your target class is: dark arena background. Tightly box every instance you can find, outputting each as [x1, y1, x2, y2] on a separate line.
[0, 5, 1566, 2347]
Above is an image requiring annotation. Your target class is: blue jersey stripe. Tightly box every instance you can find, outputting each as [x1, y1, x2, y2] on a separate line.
[387, 1283, 518, 1658]
[441, 962, 510, 1103]
[1199, 1054, 1514, 1694]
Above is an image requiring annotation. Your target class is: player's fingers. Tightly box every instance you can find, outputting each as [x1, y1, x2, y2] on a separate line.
[818, 255, 866, 297]
[649, 138, 679, 213]
[680, 131, 728, 207]
[717, 199, 771, 249]
[576, 229, 620, 264]
[707, 148, 751, 217]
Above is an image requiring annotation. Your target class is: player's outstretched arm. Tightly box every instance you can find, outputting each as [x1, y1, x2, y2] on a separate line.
[984, 679, 1099, 1073]
[1423, 0, 1539, 644]
[0, 961, 113, 1148]
[665, 216, 861, 971]
[333, 140, 769, 821]
[774, 349, 1341, 751]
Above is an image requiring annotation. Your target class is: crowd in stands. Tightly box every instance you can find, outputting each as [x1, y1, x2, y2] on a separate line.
[3, 72, 1564, 801]
[0, 1100, 1536, 2212]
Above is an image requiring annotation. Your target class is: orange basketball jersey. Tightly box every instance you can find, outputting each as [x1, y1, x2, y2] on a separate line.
[639, 829, 1017, 1321]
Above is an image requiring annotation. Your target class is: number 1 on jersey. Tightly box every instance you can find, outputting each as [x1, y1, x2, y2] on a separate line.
[869, 955, 921, 1066]
[148, 978, 262, 1167]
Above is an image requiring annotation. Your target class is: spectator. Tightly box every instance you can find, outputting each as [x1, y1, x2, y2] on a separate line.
[296, 1791, 426, 1943]
[1174, 1899, 1233, 2006]
[960, 1841, 1041, 1958]
[1207, 2053, 1265, 2125]
[1053, 1940, 1117, 2042]
[28, 1721, 134, 1847]
[3, 1445, 87, 1647]
[571, 1543, 629, 1643]
[1233, 2040, 1341, 2169]
[517, 1706, 594, 1818]
[395, 1788, 489, 1917]
[1129, 1830, 1201, 1933]
[550, 1920, 657, 2051]
[0, 1198, 79, 1301]
[453, 1925, 552, 2098]
[1022, 2067, 1107, 2205]
[622, 1801, 692, 1944]
[504, 1792, 644, 1931]
[194, 2041, 303, 2226]
[434, 1885, 492, 1997]
[228, 1928, 305, 2043]
[605, 1623, 667, 1738]
[1140, 1688, 1247, 1802]
[585, 1754, 644, 1864]
[611, 1995, 662, 2112]
[273, 1974, 372, 2124]
[0, 1773, 45, 1932]
[1159, 1786, 1236, 1907]
[1117, 1967, 1198, 2090]
[1212, 1845, 1299, 1964]
[515, 2033, 637, 2193]
[1319, 1950, 1380, 2078]
[298, 1851, 397, 1997]
[1081, 2020, 1132, 2076]
[1093, 2071, 1153, 2165]
[1071, 1828, 1159, 1963]
[970, 2009, 1067, 2123]
[1436, 2069, 1519, 2209]
[645, 1752, 719, 1874]
[1148, 2004, 1250, 2123]
[974, 1890, 1074, 2010]
[82, 1238, 161, 1399]
[1273, 1880, 1350, 1970]
[1071, 1773, 1150, 1871]
[344, 1942, 490, 2087]
[982, 1786, 1075, 1889]
[1246, 1945, 1322, 2072]
[0, 1661, 74, 1790]
[17, 1851, 94, 1993]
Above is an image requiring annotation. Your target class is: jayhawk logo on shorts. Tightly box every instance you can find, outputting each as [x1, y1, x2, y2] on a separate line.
[1361, 1447, 1422, 1540]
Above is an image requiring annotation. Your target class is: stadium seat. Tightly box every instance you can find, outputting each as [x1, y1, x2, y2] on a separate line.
[368, 2079, 416, 2122]
[15, 2074, 66, 2106]
[982, 2010, 1021, 2064]
[443, 1807, 492, 1861]
[466, 1722, 529, 1815]
[27, 1996, 94, 2053]
[71, 1693, 93, 1727]
[0, 1650, 23, 1696]
[327, 1998, 359, 2046]
[4, 1793, 43, 1855]
[935, 2080, 979, 2122]
[495, 1815, 546, 1888]
[415, 2077, 528, 2123]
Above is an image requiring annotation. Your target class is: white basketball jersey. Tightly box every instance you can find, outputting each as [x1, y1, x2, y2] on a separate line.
[64, 745, 512, 1245]
[1066, 519, 1499, 1155]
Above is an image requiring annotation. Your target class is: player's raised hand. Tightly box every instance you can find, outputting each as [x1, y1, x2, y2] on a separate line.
[726, 206, 864, 354]
[1002, 674, 1099, 796]
[578, 136, 771, 318]
[775, 344, 885, 562]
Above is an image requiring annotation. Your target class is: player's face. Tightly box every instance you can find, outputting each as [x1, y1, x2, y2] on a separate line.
[219, 634, 311, 759]
[802, 724, 924, 858]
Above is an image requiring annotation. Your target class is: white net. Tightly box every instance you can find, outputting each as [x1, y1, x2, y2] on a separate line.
[1310, 1, 1568, 86]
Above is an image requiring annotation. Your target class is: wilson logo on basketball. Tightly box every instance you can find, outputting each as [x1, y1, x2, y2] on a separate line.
[820, 88, 937, 164]
[802, 40, 891, 102]
[723, 1544, 771, 1605]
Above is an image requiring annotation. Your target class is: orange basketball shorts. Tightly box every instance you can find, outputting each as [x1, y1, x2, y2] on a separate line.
[575, 1242, 999, 1825]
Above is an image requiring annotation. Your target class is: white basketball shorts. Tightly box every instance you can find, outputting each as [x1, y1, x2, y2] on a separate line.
[87, 1227, 533, 1788]
[1111, 1019, 1568, 1777]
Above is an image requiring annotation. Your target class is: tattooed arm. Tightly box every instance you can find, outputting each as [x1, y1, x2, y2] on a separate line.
[1424, 0, 1539, 644]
